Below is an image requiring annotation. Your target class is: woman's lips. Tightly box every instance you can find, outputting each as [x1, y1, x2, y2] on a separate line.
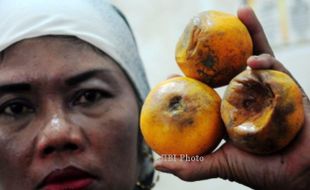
[38, 166, 95, 190]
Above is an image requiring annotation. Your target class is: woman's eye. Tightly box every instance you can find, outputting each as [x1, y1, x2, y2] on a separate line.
[0, 101, 35, 117]
[73, 90, 110, 106]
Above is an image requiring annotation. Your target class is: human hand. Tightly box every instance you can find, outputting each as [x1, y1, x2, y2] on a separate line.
[154, 6, 310, 190]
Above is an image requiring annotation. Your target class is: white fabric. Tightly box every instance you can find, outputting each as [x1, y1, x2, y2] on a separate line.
[0, 0, 149, 100]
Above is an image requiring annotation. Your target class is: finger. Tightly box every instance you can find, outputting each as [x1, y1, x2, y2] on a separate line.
[303, 95, 310, 112]
[247, 54, 290, 74]
[154, 145, 231, 181]
[167, 74, 182, 79]
[237, 6, 274, 56]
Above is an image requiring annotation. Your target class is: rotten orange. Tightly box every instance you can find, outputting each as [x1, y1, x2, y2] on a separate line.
[221, 69, 304, 154]
[175, 10, 252, 87]
[140, 77, 224, 156]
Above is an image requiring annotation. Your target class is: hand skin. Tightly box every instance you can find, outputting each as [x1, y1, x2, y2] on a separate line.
[154, 7, 310, 190]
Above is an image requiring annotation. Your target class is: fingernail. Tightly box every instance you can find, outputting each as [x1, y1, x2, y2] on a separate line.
[249, 55, 258, 61]
[154, 161, 170, 172]
[153, 160, 163, 167]
[247, 56, 259, 66]
[154, 165, 170, 173]
[238, 5, 250, 9]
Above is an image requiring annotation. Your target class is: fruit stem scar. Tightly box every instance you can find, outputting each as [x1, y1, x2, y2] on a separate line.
[168, 96, 183, 112]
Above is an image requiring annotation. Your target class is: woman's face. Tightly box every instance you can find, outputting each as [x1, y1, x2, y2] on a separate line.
[0, 37, 140, 190]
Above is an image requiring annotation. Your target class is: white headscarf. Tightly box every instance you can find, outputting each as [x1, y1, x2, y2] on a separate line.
[0, 0, 149, 100]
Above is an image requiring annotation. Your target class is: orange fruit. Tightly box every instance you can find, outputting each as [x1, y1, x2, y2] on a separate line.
[175, 10, 253, 87]
[140, 77, 224, 156]
[221, 69, 304, 154]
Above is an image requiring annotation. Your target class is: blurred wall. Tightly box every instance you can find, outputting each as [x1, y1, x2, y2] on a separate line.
[111, 0, 310, 190]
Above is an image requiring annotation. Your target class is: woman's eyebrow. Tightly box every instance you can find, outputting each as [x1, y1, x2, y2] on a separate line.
[65, 69, 113, 86]
[0, 83, 31, 93]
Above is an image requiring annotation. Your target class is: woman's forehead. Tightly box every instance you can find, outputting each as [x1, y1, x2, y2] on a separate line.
[0, 36, 123, 85]
[3, 36, 98, 59]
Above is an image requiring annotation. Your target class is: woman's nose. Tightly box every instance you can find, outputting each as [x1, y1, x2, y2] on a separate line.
[36, 114, 87, 158]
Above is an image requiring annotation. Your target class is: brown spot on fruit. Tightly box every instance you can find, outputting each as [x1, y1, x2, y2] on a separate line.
[232, 78, 274, 113]
[180, 118, 194, 127]
[202, 54, 216, 68]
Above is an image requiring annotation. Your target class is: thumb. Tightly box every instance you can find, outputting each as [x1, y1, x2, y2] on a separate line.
[237, 6, 274, 56]
[154, 144, 232, 181]
[302, 94, 310, 116]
